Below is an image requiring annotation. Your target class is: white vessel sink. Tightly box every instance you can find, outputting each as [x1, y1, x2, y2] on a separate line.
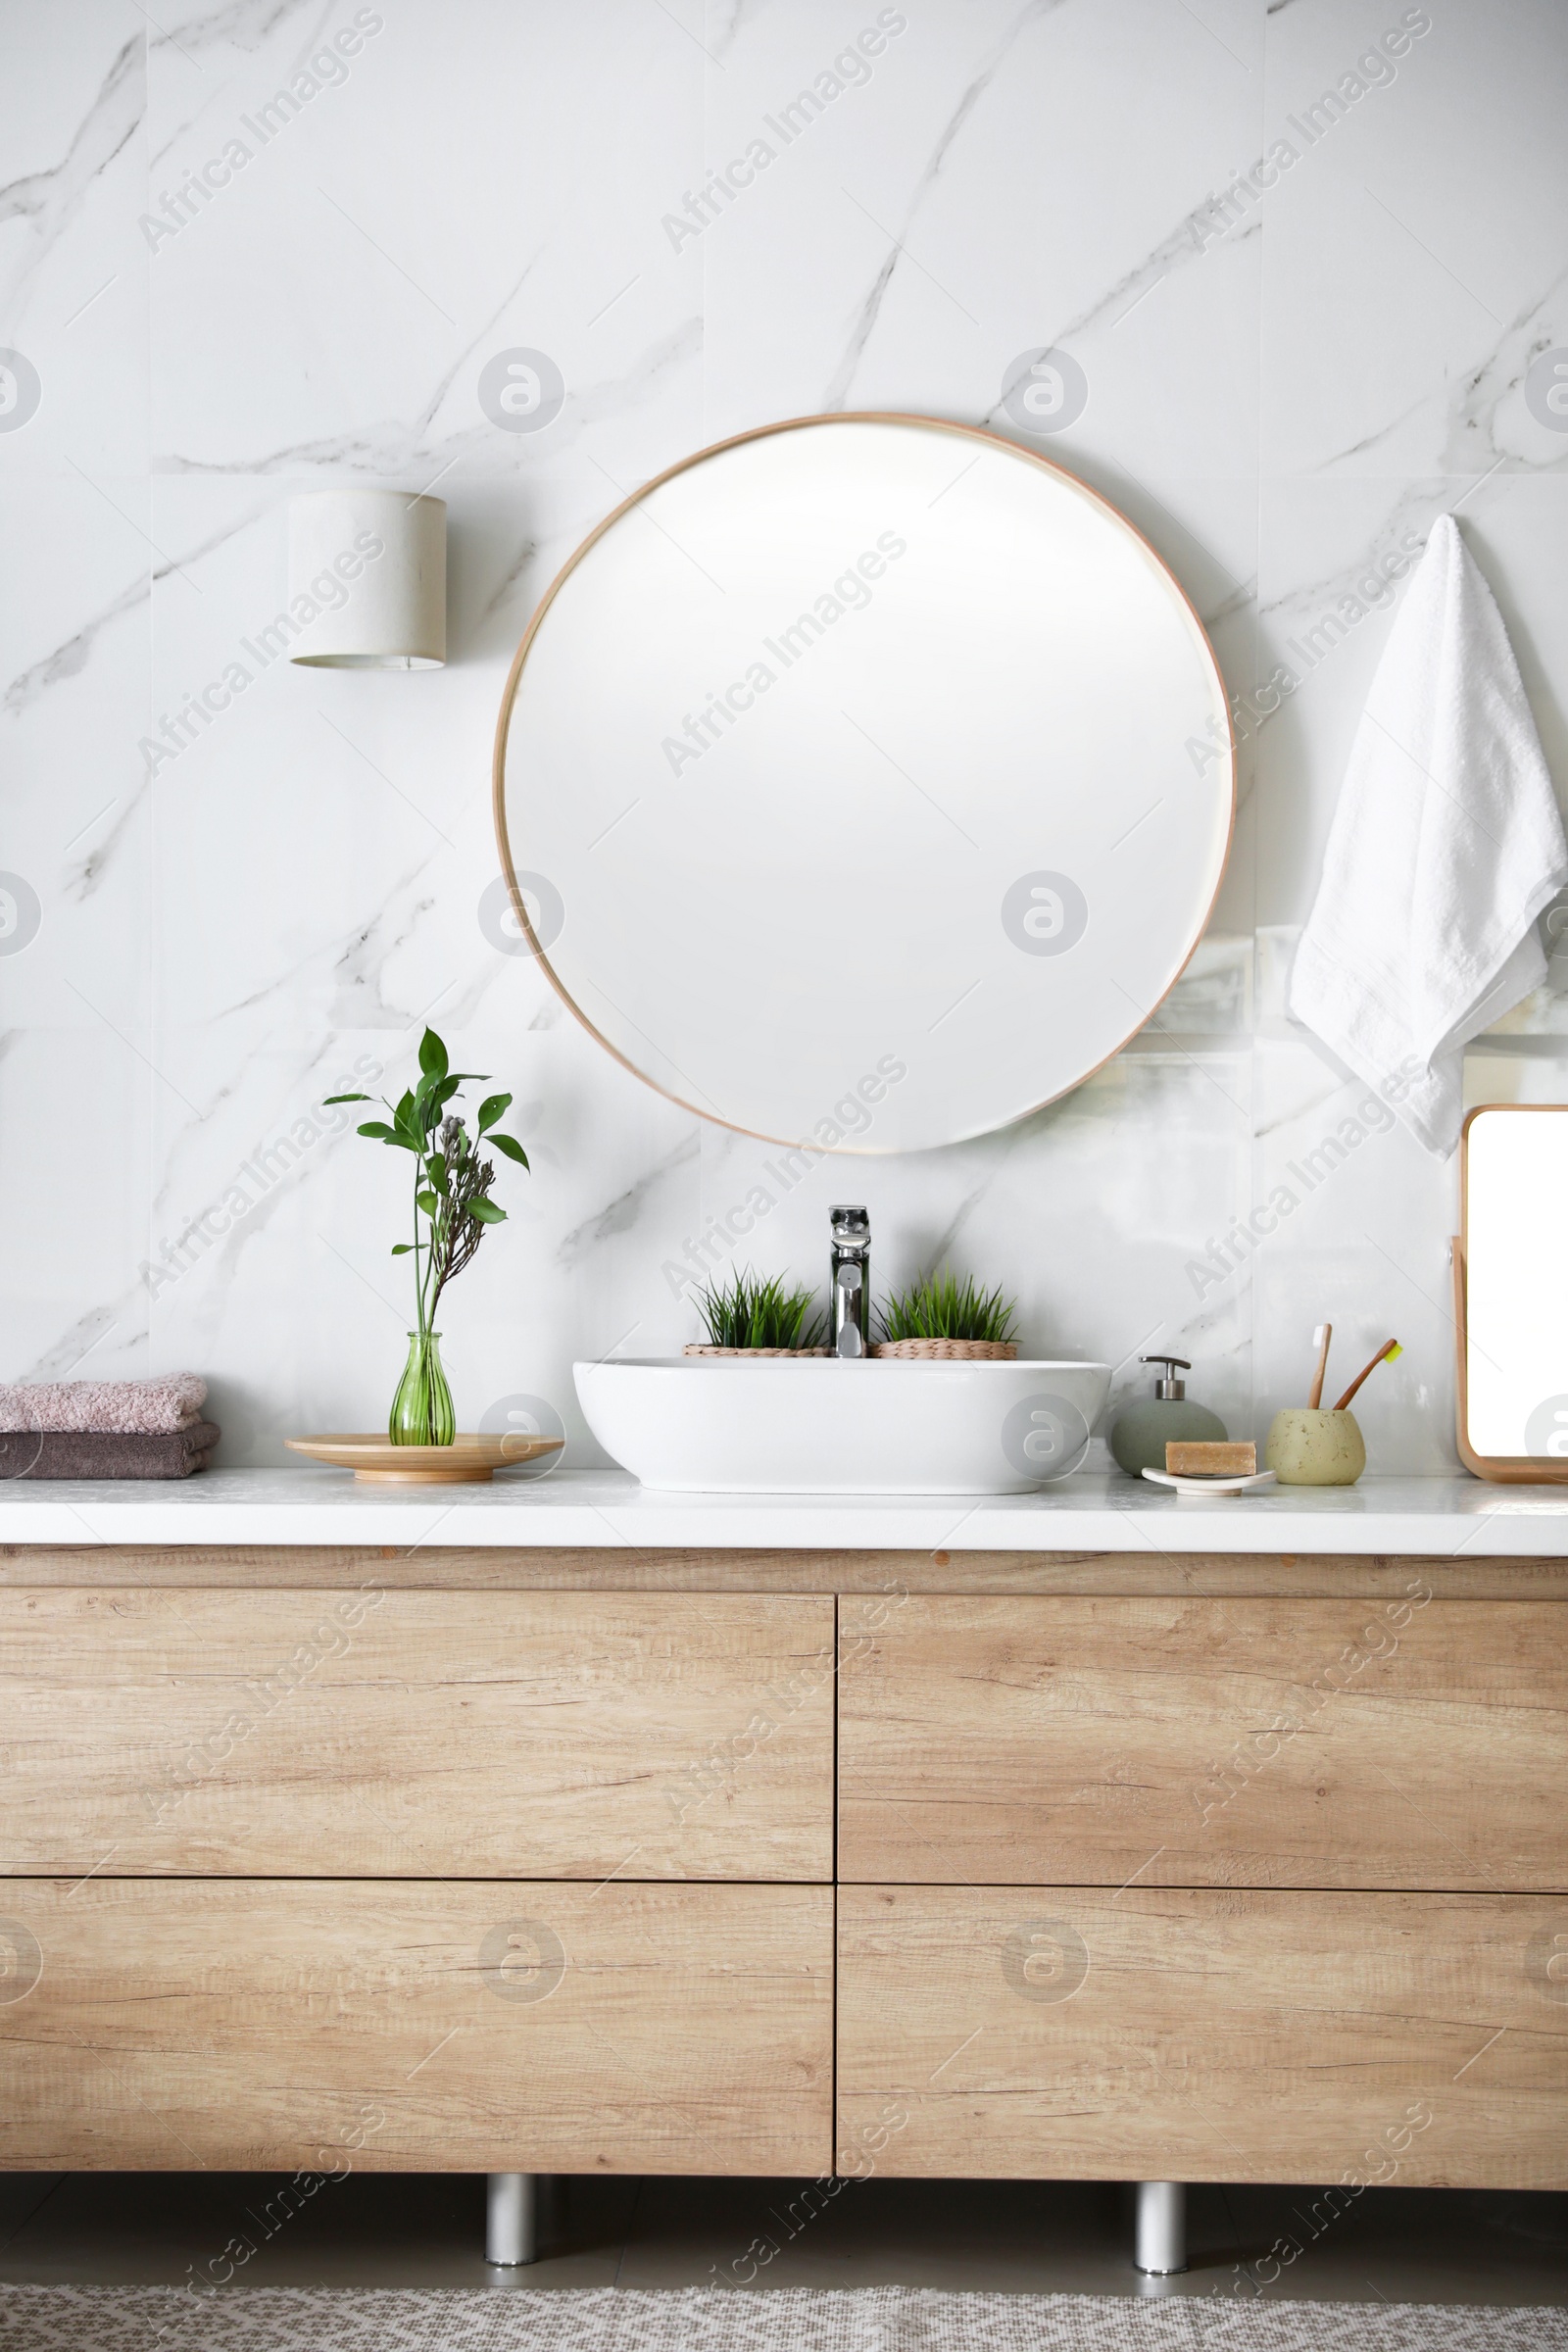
[573, 1356, 1111, 1494]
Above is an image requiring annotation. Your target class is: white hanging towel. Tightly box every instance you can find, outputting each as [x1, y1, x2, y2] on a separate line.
[1290, 513, 1568, 1156]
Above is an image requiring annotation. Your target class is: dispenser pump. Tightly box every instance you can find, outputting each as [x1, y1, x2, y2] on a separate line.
[1109, 1353, 1226, 1477]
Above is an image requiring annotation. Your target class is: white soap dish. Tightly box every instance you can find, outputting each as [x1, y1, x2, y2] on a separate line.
[1141, 1467, 1277, 1498]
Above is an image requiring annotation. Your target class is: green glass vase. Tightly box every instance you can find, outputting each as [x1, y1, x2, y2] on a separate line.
[389, 1330, 455, 1446]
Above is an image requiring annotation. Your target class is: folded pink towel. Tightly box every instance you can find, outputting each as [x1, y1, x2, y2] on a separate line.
[0, 1375, 209, 1435]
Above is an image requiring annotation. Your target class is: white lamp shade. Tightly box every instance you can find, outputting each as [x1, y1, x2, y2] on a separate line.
[287, 490, 446, 668]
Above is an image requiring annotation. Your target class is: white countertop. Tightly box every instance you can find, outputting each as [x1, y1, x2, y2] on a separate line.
[3, 1468, 1568, 1555]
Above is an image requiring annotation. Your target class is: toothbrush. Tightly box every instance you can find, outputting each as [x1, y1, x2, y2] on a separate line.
[1331, 1339, 1402, 1413]
[1307, 1323, 1332, 1410]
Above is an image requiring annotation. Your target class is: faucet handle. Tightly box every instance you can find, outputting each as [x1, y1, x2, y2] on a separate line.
[829, 1205, 870, 1358]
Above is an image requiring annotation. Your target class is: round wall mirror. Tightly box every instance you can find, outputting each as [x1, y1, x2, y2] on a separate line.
[494, 414, 1234, 1153]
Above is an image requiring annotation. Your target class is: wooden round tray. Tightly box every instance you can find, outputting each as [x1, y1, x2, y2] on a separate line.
[286, 1434, 564, 1485]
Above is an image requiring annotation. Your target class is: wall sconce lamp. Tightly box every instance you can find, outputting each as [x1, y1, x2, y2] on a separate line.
[287, 489, 446, 669]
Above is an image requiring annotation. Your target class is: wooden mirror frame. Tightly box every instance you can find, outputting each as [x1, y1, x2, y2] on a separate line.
[489, 411, 1236, 1152]
[1454, 1101, 1568, 1483]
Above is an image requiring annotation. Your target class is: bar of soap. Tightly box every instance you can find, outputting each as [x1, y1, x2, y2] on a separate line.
[1164, 1440, 1257, 1476]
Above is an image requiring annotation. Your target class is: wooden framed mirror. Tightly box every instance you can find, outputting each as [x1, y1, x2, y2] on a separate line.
[1455, 1102, 1568, 1482]
[493, 413, 1235, 1154]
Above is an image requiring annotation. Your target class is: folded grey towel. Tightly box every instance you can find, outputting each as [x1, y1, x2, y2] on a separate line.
[0, 1375, 208, 1435]
[0, 1423, 220, 1479]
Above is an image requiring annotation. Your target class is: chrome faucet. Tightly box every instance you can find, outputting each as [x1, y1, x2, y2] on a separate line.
[829, 1205, 871, 1358]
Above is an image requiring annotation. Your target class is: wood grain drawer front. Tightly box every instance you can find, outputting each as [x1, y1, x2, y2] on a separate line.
[838, 1886, 1568, 2189]
[0, 1881, 832, 2174]
[838, 1594, 1568, 1889]
[0, 1589, 833, 1879]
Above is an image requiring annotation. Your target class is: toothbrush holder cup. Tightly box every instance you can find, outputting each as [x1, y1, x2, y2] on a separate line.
[1264, 1407, 1365, 1487]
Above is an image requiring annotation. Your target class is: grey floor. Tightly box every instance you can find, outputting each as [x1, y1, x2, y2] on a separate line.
[1, 2175, 1565, 2309]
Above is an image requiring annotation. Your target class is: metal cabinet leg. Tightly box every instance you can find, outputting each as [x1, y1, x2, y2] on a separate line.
[1135, 2180, 1187, 2275]
[486, 2172, 538, 2266]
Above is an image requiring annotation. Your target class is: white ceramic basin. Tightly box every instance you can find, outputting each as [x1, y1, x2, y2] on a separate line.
[573, 1357, 1111, 1494]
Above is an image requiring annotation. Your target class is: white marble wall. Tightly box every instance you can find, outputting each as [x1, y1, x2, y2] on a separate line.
[2, 0, 1565, 1471]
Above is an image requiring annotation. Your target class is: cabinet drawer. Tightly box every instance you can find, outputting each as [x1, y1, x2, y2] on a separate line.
[838, 1594, 1568, 1888]
[838, 1886, 1568, 2188]
[0, 1589, 834, 1879]
[0, 1880, 831, 2174]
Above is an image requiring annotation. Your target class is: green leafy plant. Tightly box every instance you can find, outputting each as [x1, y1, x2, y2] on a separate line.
[876, 1266, 1018, 1347]
[326, 1028, 529, 1439]
[695, 1268, 827, 1350]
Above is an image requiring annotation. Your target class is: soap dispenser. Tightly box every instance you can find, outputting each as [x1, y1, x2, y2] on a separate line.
[1109, 1355, 1227, 1477]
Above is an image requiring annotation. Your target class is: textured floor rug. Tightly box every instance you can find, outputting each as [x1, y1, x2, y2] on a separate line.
[1, 2286, 1565, 2351]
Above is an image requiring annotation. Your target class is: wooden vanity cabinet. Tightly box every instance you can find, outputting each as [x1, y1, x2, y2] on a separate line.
[0, 1545, 1564, 2188]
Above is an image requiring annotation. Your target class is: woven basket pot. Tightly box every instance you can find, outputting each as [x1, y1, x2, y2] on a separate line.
[681, 1345, 832, 1357]
[870, 1338, 1018, 1360]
